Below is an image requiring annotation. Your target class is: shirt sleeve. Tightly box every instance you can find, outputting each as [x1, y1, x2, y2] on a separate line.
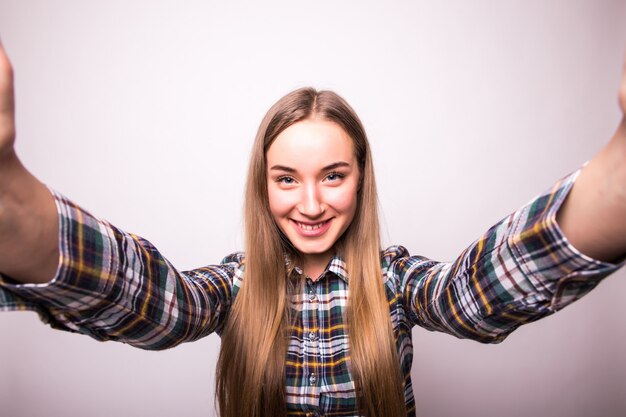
[0, 191, 242, 350]
[389, 166, 624, 343]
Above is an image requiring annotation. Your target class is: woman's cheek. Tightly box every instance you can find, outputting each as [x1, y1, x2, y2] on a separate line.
[269, 189, 297, 216]
[325, 185, 358, 211]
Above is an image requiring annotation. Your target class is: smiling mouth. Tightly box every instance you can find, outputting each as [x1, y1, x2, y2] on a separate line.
[297, 221, 328, 231]
[291, 219, 333, 235]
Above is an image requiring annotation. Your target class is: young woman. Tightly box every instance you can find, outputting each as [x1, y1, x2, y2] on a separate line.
[0, 39, 625, 416]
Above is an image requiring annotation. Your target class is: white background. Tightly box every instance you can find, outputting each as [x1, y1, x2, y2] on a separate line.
[0, 1, 625, 416]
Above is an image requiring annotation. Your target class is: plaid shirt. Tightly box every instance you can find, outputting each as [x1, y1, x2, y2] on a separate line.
[0, 167, 622, 416]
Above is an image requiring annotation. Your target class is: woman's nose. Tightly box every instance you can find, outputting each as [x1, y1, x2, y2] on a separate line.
[298, 184, 325, 217]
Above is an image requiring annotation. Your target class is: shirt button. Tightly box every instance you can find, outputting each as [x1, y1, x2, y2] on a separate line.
[308, 331, 318, 341]
[308, 289, 316, 301]
[309, 373, 317, 386]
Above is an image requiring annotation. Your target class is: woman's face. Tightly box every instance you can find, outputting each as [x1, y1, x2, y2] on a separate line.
[266, 119, 360, 269]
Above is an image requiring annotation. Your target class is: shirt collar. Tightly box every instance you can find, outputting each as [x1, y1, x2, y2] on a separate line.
[288, 253, 349, 283]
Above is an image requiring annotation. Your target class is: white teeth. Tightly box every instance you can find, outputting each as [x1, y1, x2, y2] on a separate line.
[298, 221, 325, 231]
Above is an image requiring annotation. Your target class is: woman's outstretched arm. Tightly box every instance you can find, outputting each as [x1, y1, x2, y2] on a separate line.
[390, 54, 626, 343]
[556, 55, 626, 263]
[0, 41, 238, 348]
[0, 41, 59, 284]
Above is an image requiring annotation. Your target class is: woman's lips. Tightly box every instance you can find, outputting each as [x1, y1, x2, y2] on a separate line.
[290, 219, 333, 237]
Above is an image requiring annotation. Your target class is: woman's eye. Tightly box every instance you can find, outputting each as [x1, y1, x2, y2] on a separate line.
[326, 171, 344, 181]
[277, 176, 295, 184]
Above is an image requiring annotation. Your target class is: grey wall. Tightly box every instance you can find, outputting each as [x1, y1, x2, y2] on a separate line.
[0, 1, 625, 416]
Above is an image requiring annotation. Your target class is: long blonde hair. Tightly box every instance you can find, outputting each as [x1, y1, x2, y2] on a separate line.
[216, 87, 405, 416]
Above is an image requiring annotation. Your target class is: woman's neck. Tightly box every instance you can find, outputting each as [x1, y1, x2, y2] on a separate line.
[302, 251, 333, 281]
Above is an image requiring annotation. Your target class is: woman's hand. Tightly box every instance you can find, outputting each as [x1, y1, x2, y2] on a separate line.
[0, 41, 15, 161]
[555, 50, 626, 263]
[0, 40, 59, 283]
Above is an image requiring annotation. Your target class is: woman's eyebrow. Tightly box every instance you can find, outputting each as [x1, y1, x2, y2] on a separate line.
[322, 161, 351, 170]
[269, 161, 351, 172]
[269, 165, 296, 173]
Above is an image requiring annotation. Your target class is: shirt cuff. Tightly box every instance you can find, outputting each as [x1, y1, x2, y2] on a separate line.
[0, 189, 119, 329]
[508, 165, 624, 312]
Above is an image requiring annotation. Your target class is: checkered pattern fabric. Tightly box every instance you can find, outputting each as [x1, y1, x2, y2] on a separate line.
[1, 167, 622, 416]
